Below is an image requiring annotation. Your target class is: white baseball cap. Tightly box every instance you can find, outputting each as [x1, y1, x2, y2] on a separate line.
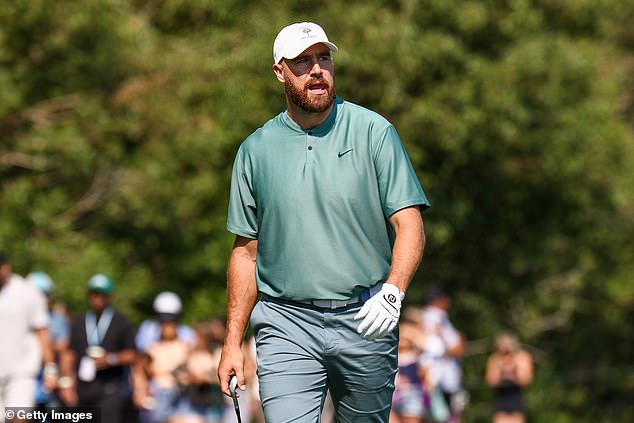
[273, 22, 338, 64]
[28, 272, 54, 294]
[153, 291, 182, 314]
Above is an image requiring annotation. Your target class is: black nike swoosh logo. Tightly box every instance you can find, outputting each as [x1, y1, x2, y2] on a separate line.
[338, 148, 353, 158]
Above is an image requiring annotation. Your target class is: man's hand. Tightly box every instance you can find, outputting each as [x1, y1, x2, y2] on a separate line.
[43, 373, 58, 392]
[42, 363, 58, 392]
[354, 283, 404, 341]
[218, 344, 246, 397]
[93, 355, 108, 370]
[59, 386, 78, 407]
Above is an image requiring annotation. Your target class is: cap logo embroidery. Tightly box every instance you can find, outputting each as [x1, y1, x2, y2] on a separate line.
[300, 26, 314, 39]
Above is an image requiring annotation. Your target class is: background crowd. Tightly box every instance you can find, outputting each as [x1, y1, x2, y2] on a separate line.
[2, 2, 633, 422]
[2, 252, 537, 423]
[0, 253, 264, 423]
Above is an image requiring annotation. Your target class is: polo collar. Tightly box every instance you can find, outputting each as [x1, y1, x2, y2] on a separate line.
[281, 97, 343, 136]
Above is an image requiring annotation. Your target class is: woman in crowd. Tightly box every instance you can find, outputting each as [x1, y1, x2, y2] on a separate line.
[170, 319, 226, 423]
[485, 331, 534, 423]
[133, 314, 190, 423]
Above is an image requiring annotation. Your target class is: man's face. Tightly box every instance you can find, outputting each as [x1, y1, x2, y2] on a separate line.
[0, 263, 11, 284]
[88, 292, 110, 312]
[160, 320, 178, 340]
[279, 44, 336, 113]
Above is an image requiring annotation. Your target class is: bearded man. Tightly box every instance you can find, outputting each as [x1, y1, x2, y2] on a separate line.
[218, 22, 430, 422]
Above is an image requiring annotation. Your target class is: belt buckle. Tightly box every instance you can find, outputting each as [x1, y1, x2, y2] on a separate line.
[316, 299, 338, 309]
[331, 297, 358, 309]
[308, 296, 360, 310]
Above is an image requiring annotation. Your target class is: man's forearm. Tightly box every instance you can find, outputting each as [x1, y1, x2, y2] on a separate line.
[59, 350, 75, 378]
[225, 237, 259, 348]
[36, 328, 56, 365]
[108, 349, 137, 367]
[385, 206, 425, 293]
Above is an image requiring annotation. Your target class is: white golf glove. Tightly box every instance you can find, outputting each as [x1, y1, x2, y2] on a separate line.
[354, 283, 405, 341]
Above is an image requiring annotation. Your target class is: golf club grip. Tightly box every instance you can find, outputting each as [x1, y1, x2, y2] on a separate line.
[230, 376, 242, 423]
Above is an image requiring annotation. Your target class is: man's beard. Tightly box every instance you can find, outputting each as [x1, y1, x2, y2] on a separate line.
[285, 78, 336, 113]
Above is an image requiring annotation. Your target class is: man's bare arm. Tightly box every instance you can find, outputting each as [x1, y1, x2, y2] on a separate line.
[35, 328, 58, 391]
[35, 327, 55, 365]
[218, 235, 259, 395]
[58, 349, 78, 406]
[385, 206, 425, 293]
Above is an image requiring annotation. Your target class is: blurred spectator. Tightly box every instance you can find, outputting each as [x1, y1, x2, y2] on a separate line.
[133, 314, 190, 423]
[485, 332, 533, 423]
[59, 274, 136, 423]
[390, 307, 427, 423]
[171, 319, 226, 423]
[136, 292, 197, 353]
[421, 285, 467, 423]
[27, 272, 70, 410]
[0, 253, 57, 423]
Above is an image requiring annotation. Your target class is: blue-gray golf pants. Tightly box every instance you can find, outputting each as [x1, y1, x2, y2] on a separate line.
[250, 296, 398, 423]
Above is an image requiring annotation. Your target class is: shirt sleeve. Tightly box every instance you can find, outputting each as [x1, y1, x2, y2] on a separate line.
[120, 314, 137, 351]
[373, 125, 430, 217]
[28, 284, 49, 330]
[50, 312, 70, 343]
[135, 320, 156, 352]
[69, 317, 84, 356]
[226, 144, 258, 238]
[440, 318, 462, 349]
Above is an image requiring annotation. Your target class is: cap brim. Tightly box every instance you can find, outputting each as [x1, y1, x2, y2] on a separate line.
[88, 288, 112, 295]
[158, 313, 179, 322]
[282, 41, 339, 61]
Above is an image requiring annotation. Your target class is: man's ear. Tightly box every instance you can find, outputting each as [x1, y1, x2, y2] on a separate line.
[273, 63, 285, 83]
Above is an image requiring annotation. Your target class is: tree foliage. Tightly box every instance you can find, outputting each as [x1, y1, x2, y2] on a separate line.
[1, 1, 633, 421]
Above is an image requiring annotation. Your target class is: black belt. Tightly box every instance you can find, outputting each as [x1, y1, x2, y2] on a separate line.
[261, 284, 382, 310]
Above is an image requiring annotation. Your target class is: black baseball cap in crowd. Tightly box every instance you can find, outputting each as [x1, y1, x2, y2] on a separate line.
[424, 284, 449, 305]
[158, 313, 179, 323]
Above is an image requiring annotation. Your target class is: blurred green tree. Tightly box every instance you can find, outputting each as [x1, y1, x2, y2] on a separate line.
[1, 1, 632, 421]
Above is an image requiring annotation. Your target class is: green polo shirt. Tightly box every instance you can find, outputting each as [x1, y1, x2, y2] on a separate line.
[227, 97, 429, 300]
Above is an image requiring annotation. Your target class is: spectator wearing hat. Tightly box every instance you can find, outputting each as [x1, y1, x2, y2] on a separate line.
[59, 274, 136, 423]
[135, 292, 197, 354]
[0, 254, 57, 422]
[27, 272, 70, 410]
[133, 312, 190, 423]
[28, 272, 70, 355]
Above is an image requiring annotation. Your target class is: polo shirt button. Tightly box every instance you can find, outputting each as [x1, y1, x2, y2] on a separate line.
[308, 146, 313, 150]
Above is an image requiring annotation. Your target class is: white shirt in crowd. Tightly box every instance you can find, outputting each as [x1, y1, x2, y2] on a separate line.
[0, 273, 49, 378]
[421, 305, 463, 393]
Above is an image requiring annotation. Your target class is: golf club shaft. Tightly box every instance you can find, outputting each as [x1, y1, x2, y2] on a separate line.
[230, 376, 242, 423]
